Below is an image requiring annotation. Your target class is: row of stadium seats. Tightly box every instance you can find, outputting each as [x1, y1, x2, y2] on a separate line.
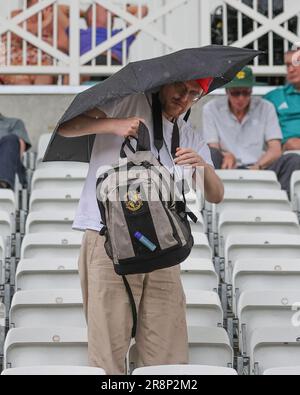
[1, 133, 300, 375]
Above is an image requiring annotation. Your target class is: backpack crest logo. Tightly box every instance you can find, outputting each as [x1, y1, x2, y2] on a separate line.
[125, 191, 143, 212]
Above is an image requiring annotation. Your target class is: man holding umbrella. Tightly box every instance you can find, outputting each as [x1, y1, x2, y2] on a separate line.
[45, 46, 260, 374]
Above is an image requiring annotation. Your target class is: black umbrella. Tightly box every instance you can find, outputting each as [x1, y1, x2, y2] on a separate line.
[43, 45, 262, 162]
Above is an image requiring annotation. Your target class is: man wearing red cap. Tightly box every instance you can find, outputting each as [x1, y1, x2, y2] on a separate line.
[59, 78, 223, 375]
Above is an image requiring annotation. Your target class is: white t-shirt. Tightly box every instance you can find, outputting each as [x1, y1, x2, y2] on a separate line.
[73, 93, 214, 232]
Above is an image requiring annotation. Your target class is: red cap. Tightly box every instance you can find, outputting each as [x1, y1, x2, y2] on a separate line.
[195, 78, 213, 94]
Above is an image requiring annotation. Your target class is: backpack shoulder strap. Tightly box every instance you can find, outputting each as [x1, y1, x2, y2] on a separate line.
[152, 93, 164, 159]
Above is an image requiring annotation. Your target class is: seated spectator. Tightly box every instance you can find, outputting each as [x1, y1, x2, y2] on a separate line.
[202, 66, 300, 196]
[0, 113, 31, 190]
[265, 49, 300, 152]
[59, 3, 148, 66]
[0, 0, 70, 85]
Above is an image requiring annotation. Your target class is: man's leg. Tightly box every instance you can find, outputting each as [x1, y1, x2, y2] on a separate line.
[78, 230, 144, 375]
[268, 154, 300, 197]
[209, 147, 224, 169]
[135, 265, 189, 367]
[0, 134, 20, 190]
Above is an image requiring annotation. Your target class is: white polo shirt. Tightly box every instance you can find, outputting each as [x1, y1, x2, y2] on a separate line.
[202, 96, 283, 166]
[73, 93, 214, 232]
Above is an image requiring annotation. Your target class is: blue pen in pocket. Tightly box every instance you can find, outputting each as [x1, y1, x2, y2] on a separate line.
[134, 232, 157, 252]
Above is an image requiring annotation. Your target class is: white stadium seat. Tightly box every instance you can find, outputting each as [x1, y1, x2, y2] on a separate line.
[189, 213, 205, 235]
[180, 259, 218, 292]
[263, 366, 300, 376]
[0, 236, 5, 285]
[21, 233, 83, 260]
[188, 327, 233, 367]
[10, 290, 85, 329]
[36, 134, 52, 168]
[250, 327, 300, 375]
[238, 290, 300, 355]
[218, 210, 300, 257]
[189, 234, 212, 260]
[4, 327, 88, 369]
[25, 212, 75, 234]
[132, 365, 237, 375]
[16, 259, 80, 291]
[212, 190, 292, 234]
[0, 190, 16, 217]
[290, 170, 300, 212]
[31, 167, 88, 191]
[232, 259, 300, 314]
[0, 302, 5, 351]
[29, 189, 81, 213]
[0, 211, 13, 240]
[225, 234, 300, 283]
[1, 366, 106, 375]
[216, 170, 280, 191]
[185, 290, 223, 327]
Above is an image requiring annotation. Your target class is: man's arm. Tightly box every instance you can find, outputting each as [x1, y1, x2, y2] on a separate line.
[249, 140, 282, 170]
[58, 109, 145, 139]
[175, 147, 224, 204]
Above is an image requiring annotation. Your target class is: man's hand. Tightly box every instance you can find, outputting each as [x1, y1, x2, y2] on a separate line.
[248, 164, 261, 171]
[174, 148, 207, 168]
[112, 117, 146, 138]
[221, 152, 237, 170]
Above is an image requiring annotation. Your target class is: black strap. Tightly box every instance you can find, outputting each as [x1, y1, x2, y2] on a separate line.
[122, 276, 137, 339]
[184, 109, 191, 123]
[152, 93, 164, 160]
[171, 120, 180, 159]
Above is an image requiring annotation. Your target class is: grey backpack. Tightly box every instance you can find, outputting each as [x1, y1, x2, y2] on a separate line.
[96, 123, 196, 276]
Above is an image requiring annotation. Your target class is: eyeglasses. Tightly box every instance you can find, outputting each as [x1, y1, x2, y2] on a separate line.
[173, 82, 203, 103]
[228, 90, 252, 97]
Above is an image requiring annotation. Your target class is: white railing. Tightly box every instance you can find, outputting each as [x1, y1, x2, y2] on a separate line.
[0, 0, 299, 85]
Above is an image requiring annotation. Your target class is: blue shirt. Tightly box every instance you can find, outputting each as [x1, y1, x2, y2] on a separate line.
[264, 84, 300, 144]
[80, 27, 136, 62]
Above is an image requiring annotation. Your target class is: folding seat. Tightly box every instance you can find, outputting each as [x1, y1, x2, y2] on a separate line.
[35, 134, 52, 169]
[250, 327, 300, 375]
[237, 290, 300, 356]
[21, 232, 83, 260]
[189, 234, 212, 261]
[0, 302, 5, 352]
[225, 234, 300, 283]
[212, 189, 291, 234]
[0, 211, 13, 240]
[263, 366, 300, 376]
[0, 236, 5, 285]
[132, 365, 237, 375]
[25, 212, 75, 234]
[218, 210, 300, 257]
[4, 327, 88, 369]
[232, 259, 300, 314]
[31, 167, 88, 191]
[0, 190, 16, 217]
[290, 170, 300, 212]
[216, 170, 280, 191]
[10, 289, 85, 329]
[16, 259, 80, 291]
[1, 366, 106, 375]
[188, 326, 233, 367]
[180, 259, 218, 292]
[29, 189, 81, 213]
[185, 290, 223, 328]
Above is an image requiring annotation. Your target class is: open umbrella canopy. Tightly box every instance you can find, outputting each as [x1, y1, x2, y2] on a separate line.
[43, 45, 262, 163]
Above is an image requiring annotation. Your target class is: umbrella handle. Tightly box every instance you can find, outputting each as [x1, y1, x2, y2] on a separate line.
[120, 121, 151, 159]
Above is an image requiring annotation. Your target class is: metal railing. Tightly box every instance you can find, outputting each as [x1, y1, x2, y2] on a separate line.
[0, 0, 299, 85]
